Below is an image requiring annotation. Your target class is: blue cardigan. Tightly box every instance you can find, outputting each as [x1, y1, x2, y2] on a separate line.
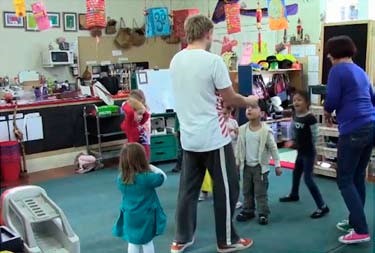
[324, 63, 375, 135]
[112, 173, 166, 244]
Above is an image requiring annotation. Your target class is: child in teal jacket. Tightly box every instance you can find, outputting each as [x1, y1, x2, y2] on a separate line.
[112, 143, 167, 253]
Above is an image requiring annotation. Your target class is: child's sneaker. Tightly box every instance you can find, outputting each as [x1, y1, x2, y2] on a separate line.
[170, 238, 195, 253]
[310, 205, 330, 219]
[217, 238, 253, 253]
[338, 230, 371, 244]
[236, 211, 255, 222]
[258, 215, 268, 225]
[336, 220, 353, 232]
[235, 201, 243, 209]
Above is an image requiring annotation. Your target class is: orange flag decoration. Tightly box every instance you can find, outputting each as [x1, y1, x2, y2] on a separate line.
[268, 0, 288, 30]
[224, 3, 241, 34]
[13, 0, 26, 17]
[172, 9, 199, 38]
[86, 0, 106, 30]
[31, 1, 51, 31]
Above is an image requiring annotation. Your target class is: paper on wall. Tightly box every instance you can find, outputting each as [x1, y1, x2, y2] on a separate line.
[291, 45, 305, 58]
[112, 50, 122, 56]
[308, 56, 319, 72]
[307, 71, 319, 86]
[304, 44, 316, 56]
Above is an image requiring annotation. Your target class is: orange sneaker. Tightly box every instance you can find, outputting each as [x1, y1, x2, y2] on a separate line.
[170, 238, 195, 253]
[217, 238, 254, 253]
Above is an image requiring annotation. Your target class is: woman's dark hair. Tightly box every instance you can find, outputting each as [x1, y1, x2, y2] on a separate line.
[325, 35, 357, 59]
[293, 90, 310, 108]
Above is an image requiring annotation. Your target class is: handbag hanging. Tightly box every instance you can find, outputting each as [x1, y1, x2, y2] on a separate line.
[105, 17, 117, 35]
[130, 19, 146, 47]
[115, 18, 132, 49]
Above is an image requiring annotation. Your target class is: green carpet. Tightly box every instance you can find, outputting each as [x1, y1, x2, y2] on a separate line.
[35, 163, 374, 253]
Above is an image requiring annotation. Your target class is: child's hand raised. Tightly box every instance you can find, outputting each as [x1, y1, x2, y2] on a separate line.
[275, 167, 282, 176]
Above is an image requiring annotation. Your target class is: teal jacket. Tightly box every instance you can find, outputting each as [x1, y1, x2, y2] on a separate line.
[112, 170, 167, 244]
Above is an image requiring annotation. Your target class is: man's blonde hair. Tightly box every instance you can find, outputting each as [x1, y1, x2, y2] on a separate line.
[184, 14, 214, 44]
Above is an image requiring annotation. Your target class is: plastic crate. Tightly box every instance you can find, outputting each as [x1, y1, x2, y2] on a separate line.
[318, 126, 339, 137]
[0, 226, 23, 252]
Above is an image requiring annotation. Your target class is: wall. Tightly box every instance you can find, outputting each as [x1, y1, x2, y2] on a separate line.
[0, 0, 197, 81]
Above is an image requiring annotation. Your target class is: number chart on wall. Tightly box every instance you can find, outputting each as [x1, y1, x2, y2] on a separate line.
[136, 69, 175, 114]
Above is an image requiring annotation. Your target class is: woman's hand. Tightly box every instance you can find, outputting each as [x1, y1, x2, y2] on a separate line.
[284, 141, 294, 148]
[324, 111, 333, 127]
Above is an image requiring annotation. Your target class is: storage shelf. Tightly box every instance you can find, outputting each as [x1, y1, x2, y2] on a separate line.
[314, 165, 337, 178]
[316, 146, 337, 158]
[318, 126, 339, 137]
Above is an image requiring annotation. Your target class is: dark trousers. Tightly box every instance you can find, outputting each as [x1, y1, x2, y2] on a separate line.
[290, 152, 325, 209]
[242, 165, 270, 215]
[337, 122, 373, 234]
[174, 143, 240, 246]
[175, 131, 183, 169]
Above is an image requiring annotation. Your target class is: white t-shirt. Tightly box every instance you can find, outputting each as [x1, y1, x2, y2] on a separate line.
[170, 49, 232, 152]
[245, 127, 261, 167]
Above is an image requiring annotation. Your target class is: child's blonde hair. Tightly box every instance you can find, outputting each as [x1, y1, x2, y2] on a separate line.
[128, 97, 145, 112]
[184, 14, 214, 44]
[119, 143, 150, 184]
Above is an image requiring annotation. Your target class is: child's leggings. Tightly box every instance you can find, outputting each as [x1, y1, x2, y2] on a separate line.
[128, 240, 154, 253]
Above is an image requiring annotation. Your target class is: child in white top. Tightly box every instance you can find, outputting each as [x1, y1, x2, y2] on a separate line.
[236, 101, 282, 225]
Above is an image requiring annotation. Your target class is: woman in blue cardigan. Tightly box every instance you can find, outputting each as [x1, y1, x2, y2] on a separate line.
[324, 35, 375, 245]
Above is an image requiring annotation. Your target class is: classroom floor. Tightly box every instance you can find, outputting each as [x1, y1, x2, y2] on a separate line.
[5, 162, 372, 253]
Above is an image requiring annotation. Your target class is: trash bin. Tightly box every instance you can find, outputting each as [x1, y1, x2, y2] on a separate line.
[0, 141, 21, 187]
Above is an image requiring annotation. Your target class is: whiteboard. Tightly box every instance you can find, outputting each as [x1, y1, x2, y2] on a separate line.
[136, 69, 175, 114]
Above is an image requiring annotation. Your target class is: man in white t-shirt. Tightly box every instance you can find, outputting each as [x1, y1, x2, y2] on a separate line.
[169, 14, 258, 253]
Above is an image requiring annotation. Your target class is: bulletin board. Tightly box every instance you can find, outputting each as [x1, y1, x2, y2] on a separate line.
[320, 20, 375, 85]
[78, 36, 180, 75]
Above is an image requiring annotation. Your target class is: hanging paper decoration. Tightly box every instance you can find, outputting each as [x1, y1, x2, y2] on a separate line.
[145, 7, 171, 38]
[219, 36, 238, 55]
[13, 0, 26, 17]
[172, 9, 199, 38]
[86, 0, 106, 36]
[268, 0, 288, 30]
[224, 3, 241, 34]
[239, 43, 253, 65]
[256, 1, 263, 53]
[31, 1, 50, 31]
[211, 0, 298, 24]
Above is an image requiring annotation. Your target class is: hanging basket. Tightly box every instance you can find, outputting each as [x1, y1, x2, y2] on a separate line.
[105, 17, 117, 35]
[115, 18, 132, 49]
[130, 19, 146, 47]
